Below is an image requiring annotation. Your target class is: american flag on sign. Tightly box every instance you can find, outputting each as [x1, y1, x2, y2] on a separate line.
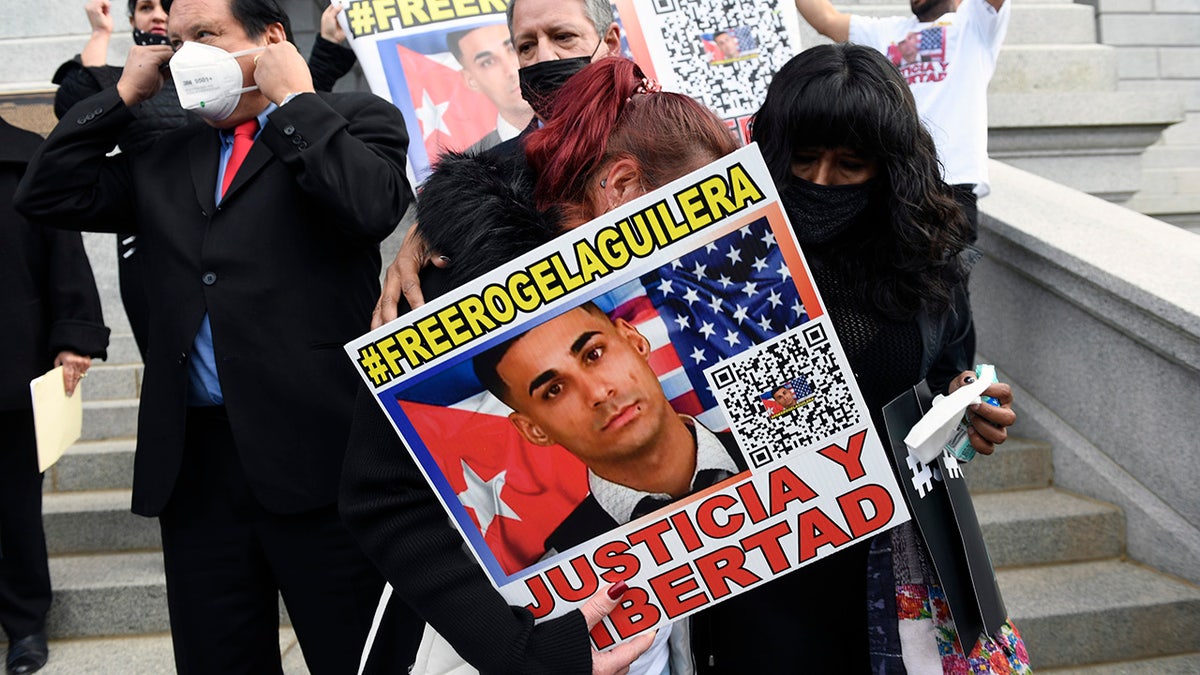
[918, 26, 947, 62]
[396, 217, 807, 575]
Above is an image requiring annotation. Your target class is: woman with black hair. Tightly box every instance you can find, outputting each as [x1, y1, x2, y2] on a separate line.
[742, 42, 1030, 673]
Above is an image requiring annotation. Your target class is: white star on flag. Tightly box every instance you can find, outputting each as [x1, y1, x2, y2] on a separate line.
[705, 242, 718, 253]
[767, 290, 783, 308]
[682, 287, 701, 305]
[726, 248, 742, 265]
[415, 89, 451, 140]
[777, 262, 791, 280]
[699, 321, 716, 339]
[692, 262, 708, 278]
[741, 281, 758, 298]
[457, 460, 520, 536]
[792, 299, 804, 316]
[708, 294, 724, 313]
[717, 274, 733, 289]
[690, 346, 707, 364]
[757, 315, 773, 331]
[723, 329, 741, 347]
[761, 230, 776, 247]
[752, 257, 769, 273]
[732, 304, 749, 323]
[659, 279, 674, 295]
[673, 313, 691, 330]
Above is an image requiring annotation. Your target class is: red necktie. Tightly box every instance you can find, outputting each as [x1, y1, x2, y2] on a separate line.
[220, 119, 259, 198]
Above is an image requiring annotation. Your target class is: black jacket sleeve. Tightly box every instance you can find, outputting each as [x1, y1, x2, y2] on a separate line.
[44, 227, 110, 360]
[308, 36, 358, 93]
[340, 389, 592, 675]
[52, 59, 122, 120]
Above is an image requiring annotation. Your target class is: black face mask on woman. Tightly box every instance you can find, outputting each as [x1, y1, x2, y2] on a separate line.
[779, 175, 881, 245]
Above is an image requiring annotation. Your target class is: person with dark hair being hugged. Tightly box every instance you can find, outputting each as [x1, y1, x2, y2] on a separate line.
[343, 56, 738, 674]
[16, 0, 419, 672]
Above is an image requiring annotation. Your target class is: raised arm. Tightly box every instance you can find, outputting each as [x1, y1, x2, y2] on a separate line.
[81, 0, 114, 66]
[795, 0, 851, 42]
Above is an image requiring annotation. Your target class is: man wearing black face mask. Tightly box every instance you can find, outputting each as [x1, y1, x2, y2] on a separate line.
[372, 0, 622, 322]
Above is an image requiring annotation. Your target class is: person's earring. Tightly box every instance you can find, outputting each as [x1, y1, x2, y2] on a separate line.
[600, 178, 607, 188]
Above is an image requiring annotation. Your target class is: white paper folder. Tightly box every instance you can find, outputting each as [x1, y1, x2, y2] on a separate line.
[29, 366, 83, 472]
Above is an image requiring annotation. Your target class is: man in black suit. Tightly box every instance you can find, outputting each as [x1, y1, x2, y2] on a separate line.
[14, 0, 418, 671]
[472, 302, 748, 554]
[1, 116, 109, 675]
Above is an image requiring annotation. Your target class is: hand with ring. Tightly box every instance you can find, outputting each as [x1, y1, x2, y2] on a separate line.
[54, 350, 93, 397]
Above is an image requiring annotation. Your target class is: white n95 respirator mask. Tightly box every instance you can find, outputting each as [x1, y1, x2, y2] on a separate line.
[170, 42, 265, 122]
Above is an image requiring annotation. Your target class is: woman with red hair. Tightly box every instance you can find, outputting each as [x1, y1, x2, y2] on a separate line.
[342, 57, 738, 675]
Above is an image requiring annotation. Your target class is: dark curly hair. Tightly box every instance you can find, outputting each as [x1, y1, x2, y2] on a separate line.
[752, 43, 969, 319]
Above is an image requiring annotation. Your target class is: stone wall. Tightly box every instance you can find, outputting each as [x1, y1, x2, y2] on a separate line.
[1091, 0, 1200, 228]
[972, 158, 1200, 585]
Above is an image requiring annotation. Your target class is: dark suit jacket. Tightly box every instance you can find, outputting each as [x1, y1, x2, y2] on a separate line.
[16, 89, 412, 516]
[544, 428, 747, 553]
[0, 118, 109, 411]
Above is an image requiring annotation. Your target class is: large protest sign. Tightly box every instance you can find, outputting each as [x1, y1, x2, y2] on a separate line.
[346, 145, 910, 647]
[336, 0, 802, 181]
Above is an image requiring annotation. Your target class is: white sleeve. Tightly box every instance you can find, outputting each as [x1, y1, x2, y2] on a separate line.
[847, 15, 911, 53]
[959, 0, 1012, 52]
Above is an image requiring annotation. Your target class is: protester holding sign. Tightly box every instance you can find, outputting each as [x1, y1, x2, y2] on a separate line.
[341, 58, 740, 674]
[748, 44, 1029, 673]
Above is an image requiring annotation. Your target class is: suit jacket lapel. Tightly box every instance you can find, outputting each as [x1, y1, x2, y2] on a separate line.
[189, 131, 218, 215]
[221, 140, 272, 204]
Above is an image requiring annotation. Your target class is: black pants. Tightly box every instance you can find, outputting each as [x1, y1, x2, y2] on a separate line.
[159, 407, 387, 675]
[0, 411, 51, 643]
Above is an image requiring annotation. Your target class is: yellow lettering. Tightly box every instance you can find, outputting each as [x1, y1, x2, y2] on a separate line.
[728, 164, 764, 209]
[459, 295, 497, 336]
[677, 186, 711, 229]
[426, 0, 454, 22]
[451, 0, 479, 17]
[416, 314, 453, 356]
[596, 227, 630, 269]
[575, 240, 609, 284]
[483, 284, 516, 323]
[700, 175, 736, 222]
[507, 271, 541, 312]
[396, 0, 427, 27]
[377, 336, 405, 377]
[436, 305, 473, 347]
[372, 0, 401, 28]
[395, 327, 432, 369]
[620, 215, 655, 257]
[549, 252, 585, 292]
[655, 201, 690, 240]
[529, 258, 565, 303]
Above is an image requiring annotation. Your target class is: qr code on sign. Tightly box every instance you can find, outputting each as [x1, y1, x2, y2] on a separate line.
[705, 321, 860, 469]
[653, 0, 797, 117]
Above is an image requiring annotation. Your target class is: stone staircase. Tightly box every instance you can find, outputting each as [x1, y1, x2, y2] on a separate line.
[966, 438, 1200, 671]
[1, 330, 311, 673]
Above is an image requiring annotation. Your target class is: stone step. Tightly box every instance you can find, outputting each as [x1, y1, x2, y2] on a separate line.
[839, 3, 1097, 44]
[43, 490, 159, 555]
[81, 363, 142, 402]
[999, 560, 1200, 669]
[103, 333, 143, 368]
[976, 488, 1124, 567]
[0, 630, 310, 674]
[1041, 652, 1200, 674]
[48, 439, 135, 493]
[81, 398, 138, 441]
[46, 552, 168, 638]
[991, 45, 1119, 93]
[1141, 144, 1200, 170]
[963, 436, 1052, 493]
